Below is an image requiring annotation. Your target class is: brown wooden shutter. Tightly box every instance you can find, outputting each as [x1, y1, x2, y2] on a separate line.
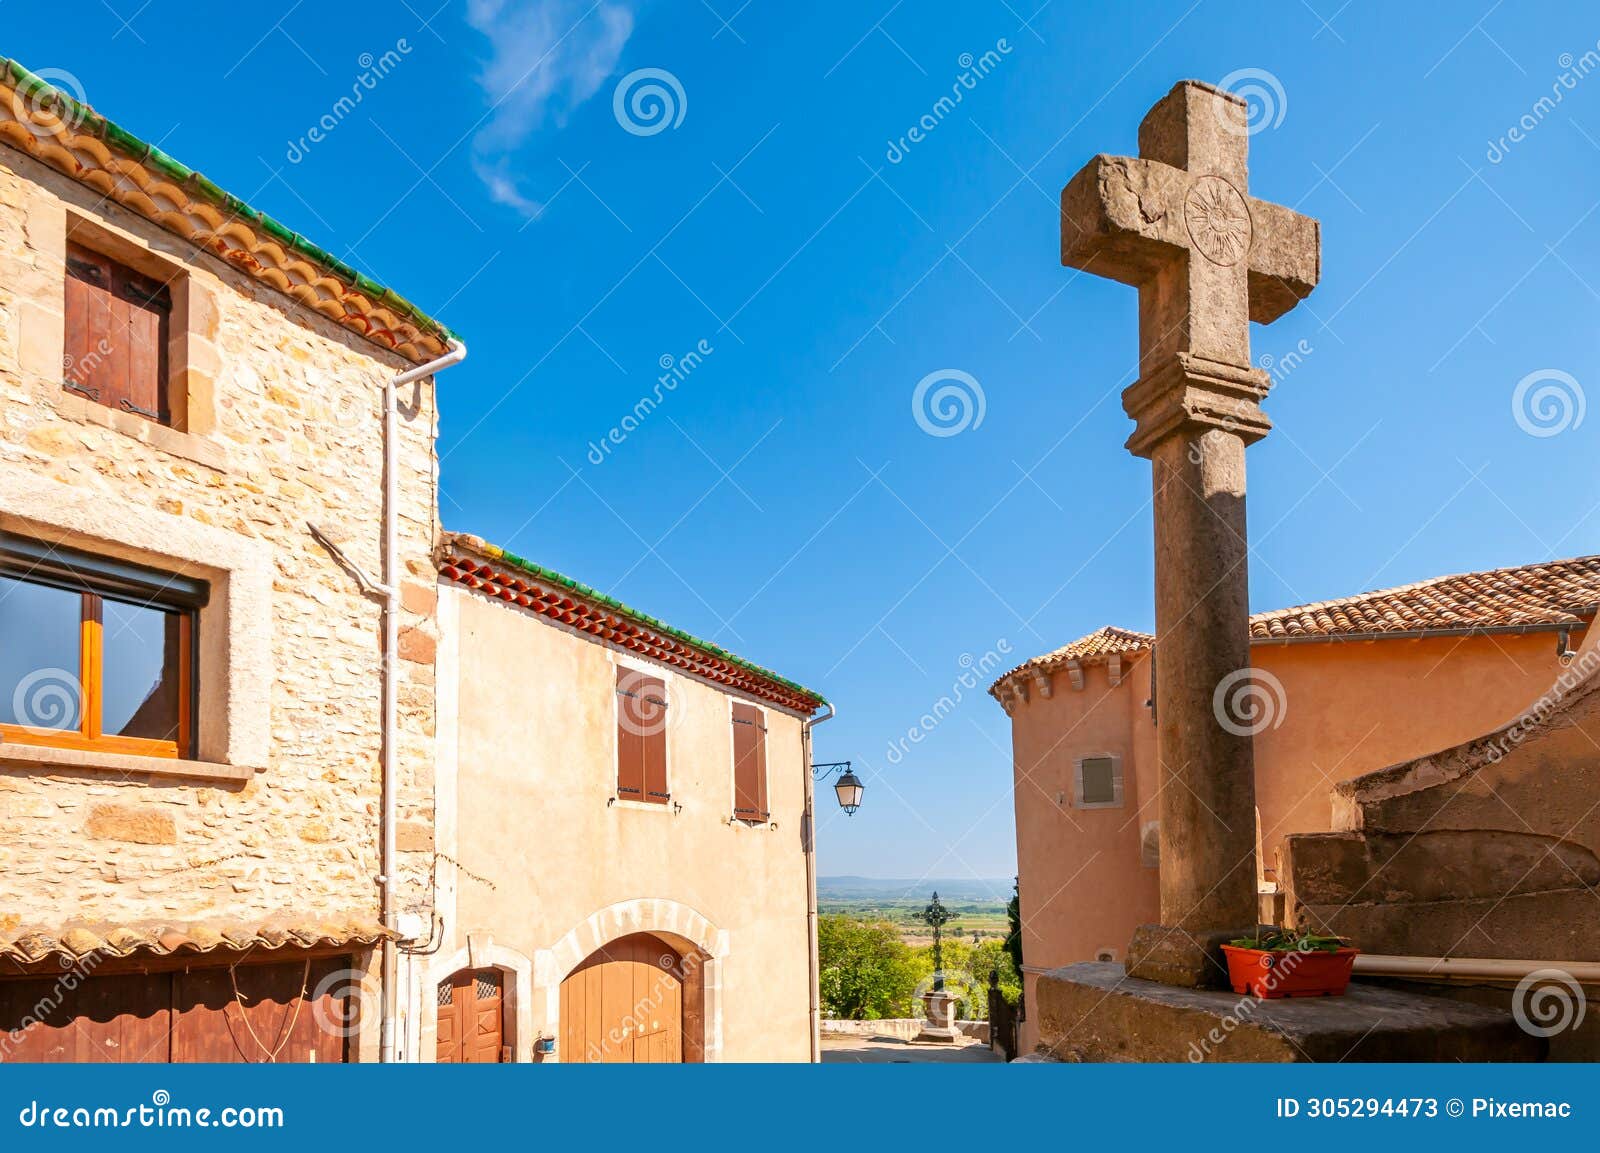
[638, 675, 669, 804]
[63, 243, 170, 422]
[64, 245, 113, 401]
[732, 701, 768, 820]
[615, 666, 646, 801]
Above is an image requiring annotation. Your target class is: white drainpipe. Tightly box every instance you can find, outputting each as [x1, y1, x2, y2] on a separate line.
[800, 701, 835, 1063]
[1354, 953, 1600, 984]
[379, 339, 466, 1063]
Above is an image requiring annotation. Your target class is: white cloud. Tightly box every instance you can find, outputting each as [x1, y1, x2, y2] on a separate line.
[473, 157, 545, 216]
[466, 0, 635, 212]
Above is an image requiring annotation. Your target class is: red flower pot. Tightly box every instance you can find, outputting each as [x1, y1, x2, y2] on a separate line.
[1221, 945, 1359, 999]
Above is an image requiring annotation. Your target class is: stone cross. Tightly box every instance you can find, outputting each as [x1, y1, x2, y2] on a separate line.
[1058, 81, 1320, 987]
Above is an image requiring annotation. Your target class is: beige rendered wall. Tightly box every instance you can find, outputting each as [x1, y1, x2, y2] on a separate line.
[0, 146, 440, 936]
[418, 585, 814, 1062]
[1011, 629, 1573, 1052]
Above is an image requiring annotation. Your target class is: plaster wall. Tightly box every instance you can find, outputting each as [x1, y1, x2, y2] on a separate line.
[419, 585, 814, 1062]
[1011, 630, 1571, 1052]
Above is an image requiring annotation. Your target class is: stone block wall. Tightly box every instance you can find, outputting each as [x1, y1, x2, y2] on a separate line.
[0, 146, 441, 935]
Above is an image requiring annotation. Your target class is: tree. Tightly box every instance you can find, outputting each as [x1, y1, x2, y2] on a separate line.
[817, 915, 923, 1019]
[910, 935, 1020, 1020]
[1004, 876, 1023, 978]
[1003, 875, 1025, 1018]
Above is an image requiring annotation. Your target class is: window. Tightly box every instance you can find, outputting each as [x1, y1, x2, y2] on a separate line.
[731, 701, 768, 822]
[62, 242, 173, 424]
[0, 533, 204, 759]
[1074, 754, 1123, 809]
[615, 667, 668, 804]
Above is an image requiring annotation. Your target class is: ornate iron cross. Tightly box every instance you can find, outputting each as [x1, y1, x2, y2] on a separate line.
[920, 891, 951, 991]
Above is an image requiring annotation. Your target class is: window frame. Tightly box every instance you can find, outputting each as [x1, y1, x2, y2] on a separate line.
[729, 698, 770, 824]
[0, 533, 204, 760]
[1073, 753, 1124, 810]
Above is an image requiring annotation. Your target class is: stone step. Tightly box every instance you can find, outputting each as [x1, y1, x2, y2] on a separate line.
[1281, 829, 1600, 958]
[1035, 962, 1545, 1062]
[1293, 889, 1599, 959]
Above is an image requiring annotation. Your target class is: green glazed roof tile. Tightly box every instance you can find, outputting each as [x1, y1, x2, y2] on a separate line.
[444, 532, 828, 709]
[0, 54, 458, 344]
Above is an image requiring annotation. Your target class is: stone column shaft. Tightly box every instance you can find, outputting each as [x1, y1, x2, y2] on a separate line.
[1149, 427, 1258, 935]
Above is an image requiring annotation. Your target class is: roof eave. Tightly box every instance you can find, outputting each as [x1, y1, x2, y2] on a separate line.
[1251, 617, 1591, 645]
[0, 56, 457, 362]
[438, 532, 828, 713]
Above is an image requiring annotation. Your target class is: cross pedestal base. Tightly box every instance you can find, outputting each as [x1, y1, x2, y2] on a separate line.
[913, 990, 961, 1044]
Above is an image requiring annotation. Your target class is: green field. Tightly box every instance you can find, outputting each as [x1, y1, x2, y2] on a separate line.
[817, 877, 1012, 945]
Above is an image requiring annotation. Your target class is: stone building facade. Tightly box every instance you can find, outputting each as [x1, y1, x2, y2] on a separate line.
[0, 58, 829, 1064]
[0, 59, 449, 1061]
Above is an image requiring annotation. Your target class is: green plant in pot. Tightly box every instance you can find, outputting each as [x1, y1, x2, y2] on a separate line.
[1221, 929, 1358, 998]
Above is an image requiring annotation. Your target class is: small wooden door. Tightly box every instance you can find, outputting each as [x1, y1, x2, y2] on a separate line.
[558, 934, 683, 1063]
[435, 968, 505, 1063]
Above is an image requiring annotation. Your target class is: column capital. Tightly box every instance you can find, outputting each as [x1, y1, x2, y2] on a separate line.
[1120, 352, 1273, 459]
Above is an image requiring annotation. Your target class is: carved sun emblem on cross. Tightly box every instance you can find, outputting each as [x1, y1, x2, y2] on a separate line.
[1183, 175, 1253, 267]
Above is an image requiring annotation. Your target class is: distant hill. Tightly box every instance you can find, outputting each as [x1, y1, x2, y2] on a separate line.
[817, 876, 1012, 903]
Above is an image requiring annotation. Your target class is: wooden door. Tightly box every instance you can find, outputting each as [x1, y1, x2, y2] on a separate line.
[170, 957, 349, 1064]
[558, 933, 683, 1063]
[0, 971, 170, 1062]
[0, 956, 351, 1063]
[435, 968, 505, 1063]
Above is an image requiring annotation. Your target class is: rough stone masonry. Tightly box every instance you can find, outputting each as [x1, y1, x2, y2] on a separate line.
[0, 148, 440, 934]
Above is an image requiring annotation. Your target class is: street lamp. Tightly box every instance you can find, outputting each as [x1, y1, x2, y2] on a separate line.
[812, 761, 864, 815]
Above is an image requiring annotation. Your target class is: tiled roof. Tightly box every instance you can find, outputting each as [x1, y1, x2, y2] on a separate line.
[1249, 555, 1600, 641]
[1009, 626, 1154, 673]
[438, 533, 828, 715]
[0, 57, 455, 363]
[993, 555, 1600, 693]
[0, 918, 392, 967]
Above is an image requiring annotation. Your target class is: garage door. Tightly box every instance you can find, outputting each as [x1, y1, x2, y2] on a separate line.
[0, 955, 354, 1063]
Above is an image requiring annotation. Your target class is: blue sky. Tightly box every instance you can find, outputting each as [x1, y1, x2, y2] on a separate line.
[13, 1, 1598, 880]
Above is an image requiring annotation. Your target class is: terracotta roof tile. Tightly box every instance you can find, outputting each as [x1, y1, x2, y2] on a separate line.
[0, 918, 392, 967]
[0, 57, 455, 363]
[1249, 556, 1600, 641]
[998, 626, 1154, 683]
[438, 532, 827, 715]
[994, 555, 1600, 694]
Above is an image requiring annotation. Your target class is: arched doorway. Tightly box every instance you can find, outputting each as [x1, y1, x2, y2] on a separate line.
[557, 933, 704, 1063]
[435, 967, 506, 1063]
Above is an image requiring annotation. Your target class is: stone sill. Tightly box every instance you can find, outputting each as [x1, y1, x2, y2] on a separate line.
[55, 392, 228, 472]
[610, 798, 676, 815]
[0, 741, 257, 785]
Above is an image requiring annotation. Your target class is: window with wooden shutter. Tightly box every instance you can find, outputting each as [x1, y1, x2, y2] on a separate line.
[616, 667, 668, 804]
[731, 701, 768, 822]
[63, 242, 172, 424]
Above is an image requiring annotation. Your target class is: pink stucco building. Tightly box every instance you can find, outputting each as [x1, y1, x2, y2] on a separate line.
[991, 556, 1600, 1054]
